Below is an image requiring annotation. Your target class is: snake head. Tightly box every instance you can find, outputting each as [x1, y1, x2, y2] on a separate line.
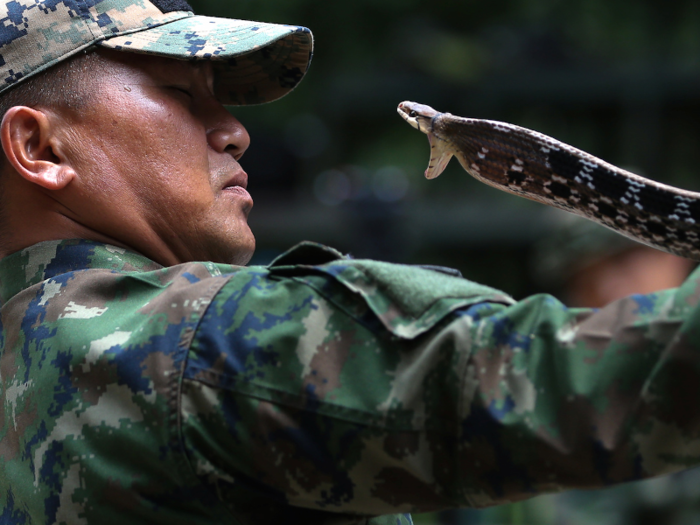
[398, 101, 455, 179]
[397, 101, 439, 134]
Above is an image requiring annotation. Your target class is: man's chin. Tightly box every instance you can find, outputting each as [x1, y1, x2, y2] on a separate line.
[193, 224, 255, 265]
[223, 233, 256, 266]
[233, 248, 255, 266]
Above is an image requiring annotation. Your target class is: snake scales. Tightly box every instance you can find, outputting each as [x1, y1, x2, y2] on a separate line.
[397, 101, 700, 261]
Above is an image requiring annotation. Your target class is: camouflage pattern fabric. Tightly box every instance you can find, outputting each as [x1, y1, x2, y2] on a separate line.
[2, 239, 700, 524]
[101, 16, 314, 106]
[0, 0, 313, 105]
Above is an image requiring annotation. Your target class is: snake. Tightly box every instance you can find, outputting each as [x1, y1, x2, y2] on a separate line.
[397, 100, 700, 261]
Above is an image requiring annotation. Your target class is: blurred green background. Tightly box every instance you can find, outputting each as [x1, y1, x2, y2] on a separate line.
[189, 1, 700, 523]
[193, 0, 700, 298]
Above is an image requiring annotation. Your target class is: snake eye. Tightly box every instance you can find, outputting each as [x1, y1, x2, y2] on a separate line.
[409, 110, 417, 118]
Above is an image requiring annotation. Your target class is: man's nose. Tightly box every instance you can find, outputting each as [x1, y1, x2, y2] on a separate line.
[206, 105, 251, 161]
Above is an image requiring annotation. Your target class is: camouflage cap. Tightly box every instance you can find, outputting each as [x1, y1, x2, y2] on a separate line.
[0, 0, 313, 105]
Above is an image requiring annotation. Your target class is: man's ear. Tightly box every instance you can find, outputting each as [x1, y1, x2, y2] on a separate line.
[0, 106, 75, 190]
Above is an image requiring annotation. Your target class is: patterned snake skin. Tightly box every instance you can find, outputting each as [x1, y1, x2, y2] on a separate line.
[398, 101, 700, 261]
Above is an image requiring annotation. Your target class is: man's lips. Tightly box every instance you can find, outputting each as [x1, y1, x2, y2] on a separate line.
[222, 170, 248, 191]
[221, 171, 253, 210]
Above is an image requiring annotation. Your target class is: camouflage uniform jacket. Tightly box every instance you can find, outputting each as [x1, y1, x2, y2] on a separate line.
[2, 239, 700, 524]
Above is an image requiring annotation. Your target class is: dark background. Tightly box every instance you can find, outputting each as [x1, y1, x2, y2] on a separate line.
[191, 0, 700, 300]
[188, 1, 700, 523]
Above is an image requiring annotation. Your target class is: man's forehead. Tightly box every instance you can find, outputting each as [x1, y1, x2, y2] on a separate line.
[98, 49, 211, 80]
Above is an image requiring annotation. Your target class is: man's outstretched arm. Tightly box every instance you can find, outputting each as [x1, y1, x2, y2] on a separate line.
[181, 255, 700, 518]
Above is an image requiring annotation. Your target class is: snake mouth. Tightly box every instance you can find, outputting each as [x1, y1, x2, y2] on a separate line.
[397, 102, 421, 131]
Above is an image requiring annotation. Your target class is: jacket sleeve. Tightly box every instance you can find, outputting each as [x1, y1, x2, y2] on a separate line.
[179, 244, 700, 519]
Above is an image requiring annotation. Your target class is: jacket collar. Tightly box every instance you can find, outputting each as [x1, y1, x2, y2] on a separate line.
[0, 240, 162, 304]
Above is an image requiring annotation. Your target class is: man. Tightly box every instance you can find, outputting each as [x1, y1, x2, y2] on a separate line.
[1, 1, 700, 524]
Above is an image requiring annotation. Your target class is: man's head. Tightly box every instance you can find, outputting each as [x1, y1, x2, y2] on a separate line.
[0, 0, 313, 265]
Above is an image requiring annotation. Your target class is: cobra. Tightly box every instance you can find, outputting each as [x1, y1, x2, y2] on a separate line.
[397, 100, 700, 261]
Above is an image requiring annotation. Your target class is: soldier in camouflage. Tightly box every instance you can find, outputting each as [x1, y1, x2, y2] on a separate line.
[1, 1, 700, 525]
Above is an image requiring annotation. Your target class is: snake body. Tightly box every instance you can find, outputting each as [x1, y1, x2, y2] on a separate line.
[397, 100, 700, 261]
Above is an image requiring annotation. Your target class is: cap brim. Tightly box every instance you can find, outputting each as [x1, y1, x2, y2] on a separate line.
[99, 14, 313, 105]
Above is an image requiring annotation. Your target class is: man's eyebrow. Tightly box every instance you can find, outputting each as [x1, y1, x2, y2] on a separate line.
[179, 60, 214, 80]
[151, 60, 211, 83]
